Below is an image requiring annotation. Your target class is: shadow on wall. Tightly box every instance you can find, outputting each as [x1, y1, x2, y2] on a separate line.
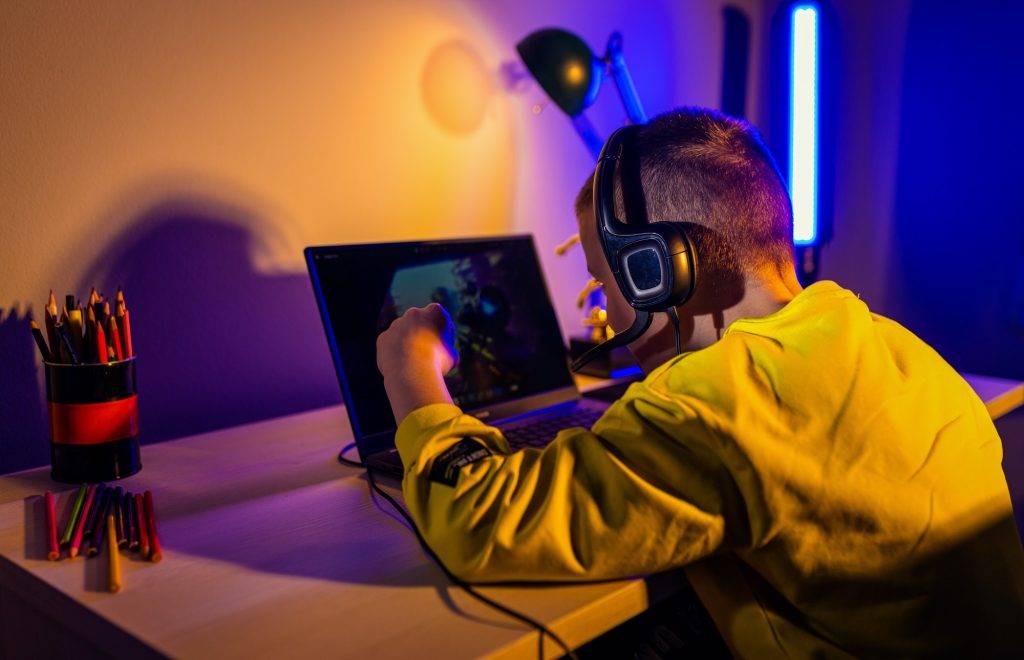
[72, 198, 341, 451]
[0, 307, 50, 473]
[3, 196, 341, 474]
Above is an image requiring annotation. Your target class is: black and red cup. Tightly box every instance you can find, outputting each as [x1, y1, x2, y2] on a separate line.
[44, 358, 142, 483]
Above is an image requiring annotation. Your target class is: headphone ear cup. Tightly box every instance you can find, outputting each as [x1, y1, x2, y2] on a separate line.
[611, 233, 669, 308]
[624, 222, 696, 311]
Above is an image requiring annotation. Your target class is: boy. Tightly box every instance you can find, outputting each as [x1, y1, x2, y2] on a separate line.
[375, 108, 1024, 657]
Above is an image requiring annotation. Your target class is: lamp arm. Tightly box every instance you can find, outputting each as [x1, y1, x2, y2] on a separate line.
[571, 113, 604, 160]
[605, 32, 648, 124]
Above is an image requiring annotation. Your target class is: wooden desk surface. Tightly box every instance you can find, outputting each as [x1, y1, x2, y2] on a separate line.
[1, 373, 1020, 658]
[0, 376, 665, 659]
[961, 373, 1024, 420]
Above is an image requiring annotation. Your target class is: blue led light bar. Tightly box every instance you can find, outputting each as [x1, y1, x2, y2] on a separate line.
[789, 4, 819, 245]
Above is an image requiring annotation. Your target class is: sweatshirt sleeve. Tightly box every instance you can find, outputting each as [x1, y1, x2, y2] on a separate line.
[394, 383, 749, 583]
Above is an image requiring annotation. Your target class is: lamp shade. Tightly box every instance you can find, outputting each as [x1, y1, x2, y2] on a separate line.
[516, 28, 601, 117]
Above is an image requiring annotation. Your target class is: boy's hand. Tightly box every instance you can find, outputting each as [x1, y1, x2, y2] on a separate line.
[376, 303, 459, 423]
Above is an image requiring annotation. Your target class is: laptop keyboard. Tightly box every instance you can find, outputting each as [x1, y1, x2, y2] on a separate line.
[503, 408, 604, 450]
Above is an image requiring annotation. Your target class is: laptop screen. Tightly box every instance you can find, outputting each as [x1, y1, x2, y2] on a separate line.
[306, 236, 574, 442]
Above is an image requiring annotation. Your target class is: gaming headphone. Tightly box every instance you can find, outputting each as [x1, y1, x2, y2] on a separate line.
[571, 125, 698, 372]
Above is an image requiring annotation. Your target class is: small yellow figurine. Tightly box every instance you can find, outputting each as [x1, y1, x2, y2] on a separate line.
[582, 306, 615, 343]
[555, 233, 614, 343]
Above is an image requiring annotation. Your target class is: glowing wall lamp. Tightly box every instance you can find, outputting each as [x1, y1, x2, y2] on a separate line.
[771, 1, 836, 284]
[517, 28, 647, 160]
[789, 4, 819, 246]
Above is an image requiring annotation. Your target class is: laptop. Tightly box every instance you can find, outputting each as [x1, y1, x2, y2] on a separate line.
[305, 235, 610, 476]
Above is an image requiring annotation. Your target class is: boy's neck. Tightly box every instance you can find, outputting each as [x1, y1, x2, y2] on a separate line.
[630, 270, 804, 373]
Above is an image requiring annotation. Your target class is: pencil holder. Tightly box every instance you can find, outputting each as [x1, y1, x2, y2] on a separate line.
[45, 358, 142, 483]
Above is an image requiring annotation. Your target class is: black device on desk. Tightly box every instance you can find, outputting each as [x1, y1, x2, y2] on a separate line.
[305, 235, 611, 477]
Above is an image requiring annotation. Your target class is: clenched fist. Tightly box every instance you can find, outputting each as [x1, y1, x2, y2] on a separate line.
[376, 303, 459, 423]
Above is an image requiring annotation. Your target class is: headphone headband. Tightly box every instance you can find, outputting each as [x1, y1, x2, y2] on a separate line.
[594, 126, 636, 238]
[572, 124, 699, 372]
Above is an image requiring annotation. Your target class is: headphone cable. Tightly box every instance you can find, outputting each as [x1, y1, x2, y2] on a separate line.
[337, 444, 577, 659]
[666, 307, 682, 356]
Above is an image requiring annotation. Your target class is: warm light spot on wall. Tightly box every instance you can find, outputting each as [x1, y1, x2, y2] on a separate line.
[421, 40, 494, 135]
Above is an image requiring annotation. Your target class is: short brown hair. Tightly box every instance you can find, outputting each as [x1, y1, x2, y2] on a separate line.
[575, 107, 793, 273]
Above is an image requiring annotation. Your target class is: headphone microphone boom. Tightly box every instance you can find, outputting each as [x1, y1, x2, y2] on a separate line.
[570, 126, 699, 372]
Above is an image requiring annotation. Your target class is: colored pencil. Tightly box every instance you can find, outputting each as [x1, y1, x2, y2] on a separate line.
[122, 309, 133, 357]
[114, 486, 127, 547]
[45, 291, 60, 362]
[35, 288, 134, 364]
[83, 305, 95, 361]
[94, 319, 108, 363]
[90, 288, 104, 325]
[56, 323, 80, 365]
[44, 492, 59, 561]
[68, 484, 97, 558]
[106, 515, 121, 593]
[60, 485, 87, 546]
[108, 315, 124, 361]
[116, 294, 133, 358]
[68, 304, 84, 355]
[143, 491, 162, 563]
[126, 492, 139, 552]
[135, 493, 150, 559]
[59, 307, 70, 361]
[29, 320, 52, 362]
[82, 480, 107, 536]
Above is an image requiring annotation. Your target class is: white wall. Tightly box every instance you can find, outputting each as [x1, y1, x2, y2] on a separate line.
[1, 0, 763, 469]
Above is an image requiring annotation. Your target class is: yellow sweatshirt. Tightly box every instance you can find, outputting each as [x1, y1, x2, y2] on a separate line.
[395, 281, 1024, 657]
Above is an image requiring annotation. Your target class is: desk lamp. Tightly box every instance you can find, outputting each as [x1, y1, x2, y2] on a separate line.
[516, 28, 647, 159]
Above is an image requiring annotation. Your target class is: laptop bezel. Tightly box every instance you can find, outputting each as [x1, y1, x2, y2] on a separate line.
[305, 235, 580, 461]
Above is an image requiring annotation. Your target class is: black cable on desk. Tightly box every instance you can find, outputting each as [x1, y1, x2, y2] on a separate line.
[337, 443, 576, 660]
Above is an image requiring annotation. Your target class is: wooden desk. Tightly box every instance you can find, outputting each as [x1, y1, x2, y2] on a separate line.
[1, 373, 1021, 658]
[961, 373, 1024, 420]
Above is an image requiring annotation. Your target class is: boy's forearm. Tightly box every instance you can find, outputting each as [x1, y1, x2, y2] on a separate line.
[383, 365, 453, 424]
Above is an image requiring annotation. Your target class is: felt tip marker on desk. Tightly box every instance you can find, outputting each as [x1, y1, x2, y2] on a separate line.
[61, 485, 87, 546]
[83, 485, 108, 540]
[114, 486, 127, 547]
[135, 493, 150, 559]
[126, 492, 139, 552]
[107, 514, 121, 594]
[144, 491, 162, 563]
[44, 492, 59, 561]
[68, 484, 97, 558]
[87, 489, 113, 557]
[89, 499, 112, 558]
